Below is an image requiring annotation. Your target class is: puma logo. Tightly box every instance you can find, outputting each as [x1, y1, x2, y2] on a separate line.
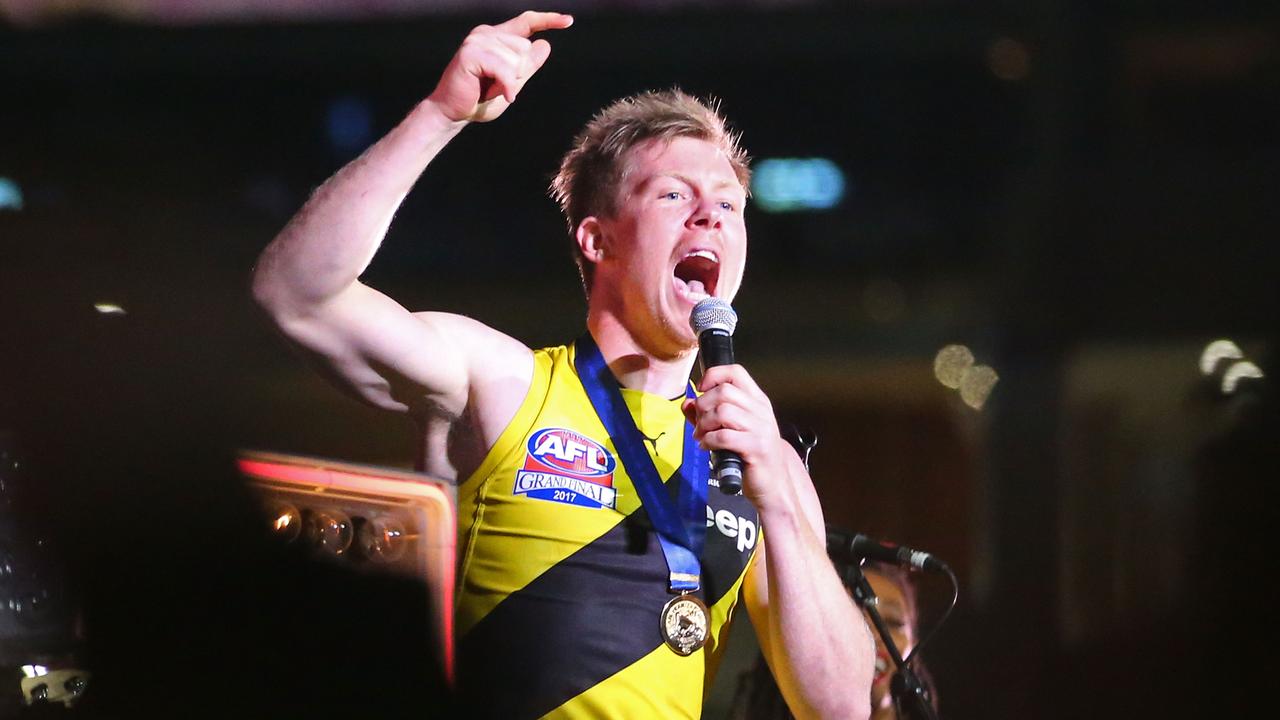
[640, 431, 666, 454]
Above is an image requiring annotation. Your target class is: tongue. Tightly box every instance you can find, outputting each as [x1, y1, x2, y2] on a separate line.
[686, 280, 706, 295]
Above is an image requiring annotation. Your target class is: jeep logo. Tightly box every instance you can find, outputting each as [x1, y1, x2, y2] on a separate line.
[705, 506, 758, 553]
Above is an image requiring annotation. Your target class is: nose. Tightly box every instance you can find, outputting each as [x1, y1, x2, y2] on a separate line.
[687, 198, 722, 231]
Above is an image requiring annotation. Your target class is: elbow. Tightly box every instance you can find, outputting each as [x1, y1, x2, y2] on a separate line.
[250, 256, 281, 313]
[250, 254, 302, 322]
[249, 270, 272, 315]
[250, 271, 315, 340]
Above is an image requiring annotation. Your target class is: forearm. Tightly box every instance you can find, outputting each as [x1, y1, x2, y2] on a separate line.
[686, 367, 876, 717]
[760, 499, 875, 720]
[252, 100, 465, 314]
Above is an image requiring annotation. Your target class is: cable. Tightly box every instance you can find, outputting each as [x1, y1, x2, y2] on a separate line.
[903, 562, 958, 667]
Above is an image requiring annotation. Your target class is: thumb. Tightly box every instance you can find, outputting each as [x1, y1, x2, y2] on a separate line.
[681, 398, 697, 425]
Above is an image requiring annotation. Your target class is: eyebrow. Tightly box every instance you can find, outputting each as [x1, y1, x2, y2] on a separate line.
[641, 173, 744, 194]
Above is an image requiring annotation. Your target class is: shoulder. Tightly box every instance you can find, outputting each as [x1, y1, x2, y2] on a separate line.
[409, 311, 534, 386]
[405, 311, 535, 451]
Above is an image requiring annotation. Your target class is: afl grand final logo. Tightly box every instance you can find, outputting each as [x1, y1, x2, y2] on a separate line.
[515, 428, 618, 509]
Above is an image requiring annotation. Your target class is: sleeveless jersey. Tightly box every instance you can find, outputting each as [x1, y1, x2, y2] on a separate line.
[454, 342, 761, 719]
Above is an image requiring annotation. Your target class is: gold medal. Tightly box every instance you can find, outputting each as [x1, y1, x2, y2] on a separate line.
[660, 593, 709, 656]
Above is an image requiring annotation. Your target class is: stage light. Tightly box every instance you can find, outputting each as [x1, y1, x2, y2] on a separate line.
[357, 515, 410, 563]
[751, 158, 846, 213]
[237, 451, 458, 680]
[1199, 339, 1243, 375]
[18, 667, 89, 709]
[306, 510, 354, 556]
[933, 345, 975, 389]
[934, 344, 999, 409]
[1221, 361, 1264, 394]
[93, 303, 127, 315]
[0, 177, 23, 211]
[269, 504, 302, 543]
[959, 365, 999, 410]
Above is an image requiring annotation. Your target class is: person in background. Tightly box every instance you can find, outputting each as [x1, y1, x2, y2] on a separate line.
[728, 559, 939, 720]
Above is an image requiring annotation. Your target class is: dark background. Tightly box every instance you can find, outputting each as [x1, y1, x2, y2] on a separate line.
[1, 0, 1277, 717]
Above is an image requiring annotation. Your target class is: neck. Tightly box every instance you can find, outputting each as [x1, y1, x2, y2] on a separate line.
[586, 311, 697, 398]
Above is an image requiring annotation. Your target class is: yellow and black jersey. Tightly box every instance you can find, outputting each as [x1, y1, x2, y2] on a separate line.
[455, 341, 761, 719]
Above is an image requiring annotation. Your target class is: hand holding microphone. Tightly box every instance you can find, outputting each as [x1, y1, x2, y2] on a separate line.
[689, 297, 745, 495]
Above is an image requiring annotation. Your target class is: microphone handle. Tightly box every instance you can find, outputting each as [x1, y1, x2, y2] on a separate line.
[698, 329, 743, 495]
[698, 329, 735, 368]
[712, 452, 744, 495]
[827, 530, 951, 574]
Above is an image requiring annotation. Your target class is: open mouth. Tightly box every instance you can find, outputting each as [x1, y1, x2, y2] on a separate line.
[873, 652, 891, 683]
[673, 249, 720, 300]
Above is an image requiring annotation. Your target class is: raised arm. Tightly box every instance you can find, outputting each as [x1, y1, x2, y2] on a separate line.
[251, 12, 573, 457]
[686, 366, 875, 719]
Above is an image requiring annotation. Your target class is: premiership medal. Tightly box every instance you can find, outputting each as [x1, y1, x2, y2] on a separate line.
[661, 593, 710, 656]
[576, 335, 712, 657]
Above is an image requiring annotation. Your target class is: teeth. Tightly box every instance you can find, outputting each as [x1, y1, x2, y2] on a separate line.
[684, 249, 719, 263]
[874, 657, 888, 673]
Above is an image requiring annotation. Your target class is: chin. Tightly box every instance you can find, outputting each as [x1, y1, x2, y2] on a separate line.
[659, 322, 698, 358]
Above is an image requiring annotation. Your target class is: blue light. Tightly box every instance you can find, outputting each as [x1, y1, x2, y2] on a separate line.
[0, 177, 23, 211]
[751, 158, 846, 213]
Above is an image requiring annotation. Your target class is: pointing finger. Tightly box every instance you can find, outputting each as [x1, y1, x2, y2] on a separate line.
[494, 10, 574, 38]
[477, 29, 533, 54]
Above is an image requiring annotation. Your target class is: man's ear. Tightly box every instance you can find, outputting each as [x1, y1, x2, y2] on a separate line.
[576, 217, 607, 265]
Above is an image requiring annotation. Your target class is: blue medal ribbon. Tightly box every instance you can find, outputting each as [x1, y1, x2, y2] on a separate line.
[574, 334, 709, 593]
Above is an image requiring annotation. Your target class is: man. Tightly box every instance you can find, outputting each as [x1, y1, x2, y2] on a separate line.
[252, 11, 873, 719]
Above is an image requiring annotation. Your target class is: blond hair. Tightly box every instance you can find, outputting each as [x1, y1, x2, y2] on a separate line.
[549, 89, 751, 294]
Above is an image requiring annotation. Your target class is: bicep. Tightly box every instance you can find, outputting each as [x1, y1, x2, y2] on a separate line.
[270, 282, 527, 418]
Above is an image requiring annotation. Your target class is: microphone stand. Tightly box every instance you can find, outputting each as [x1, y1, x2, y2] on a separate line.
[843, 562, 938, 720]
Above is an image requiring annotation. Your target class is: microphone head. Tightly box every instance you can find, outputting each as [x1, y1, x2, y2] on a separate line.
[690, 297, 738, 336]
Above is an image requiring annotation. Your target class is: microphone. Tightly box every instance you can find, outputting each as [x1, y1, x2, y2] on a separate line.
[826, 528, 950, 573]
[689, 297, 744, 495]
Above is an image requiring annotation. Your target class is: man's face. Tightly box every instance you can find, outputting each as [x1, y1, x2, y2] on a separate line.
[589, 136, 748, 357]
